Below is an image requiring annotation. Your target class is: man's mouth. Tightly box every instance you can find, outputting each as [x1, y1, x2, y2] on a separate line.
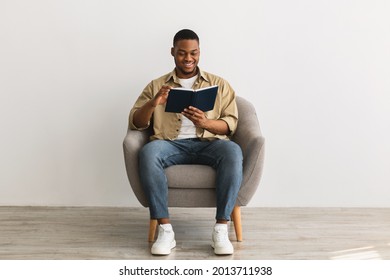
[184, 62, 194, 68]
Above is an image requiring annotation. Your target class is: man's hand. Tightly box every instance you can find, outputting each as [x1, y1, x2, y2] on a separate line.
[152, 85, 171, 107]
[182, 106, 208, 128]
[182, 106, 208, 129]
[133, 85, 171, 128]
[182, 106, 230, 135]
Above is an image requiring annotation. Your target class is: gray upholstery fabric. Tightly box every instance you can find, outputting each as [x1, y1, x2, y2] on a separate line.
[123, 96, 265, 208]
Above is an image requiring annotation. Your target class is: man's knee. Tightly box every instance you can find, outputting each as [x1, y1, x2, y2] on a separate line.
[219, 141, 243, 161]
[139, 140, 166, 162]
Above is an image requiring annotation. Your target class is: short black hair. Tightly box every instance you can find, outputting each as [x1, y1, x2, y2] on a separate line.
[173, 29, 199, 46]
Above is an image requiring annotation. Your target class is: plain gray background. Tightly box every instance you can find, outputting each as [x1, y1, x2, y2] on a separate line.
[1, 0, 389, 207]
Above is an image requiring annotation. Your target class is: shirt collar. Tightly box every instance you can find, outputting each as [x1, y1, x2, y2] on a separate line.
[165, 67, 210, 84]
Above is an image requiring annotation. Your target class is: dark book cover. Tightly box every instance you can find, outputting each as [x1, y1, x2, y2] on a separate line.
[165, 85, 218, 113]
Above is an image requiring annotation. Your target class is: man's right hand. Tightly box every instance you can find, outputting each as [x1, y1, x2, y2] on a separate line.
[133, 86, 172, 128]
[152, 85, 171, 107]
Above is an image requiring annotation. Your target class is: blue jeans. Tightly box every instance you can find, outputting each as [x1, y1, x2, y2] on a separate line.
[138, 138, 243, 221]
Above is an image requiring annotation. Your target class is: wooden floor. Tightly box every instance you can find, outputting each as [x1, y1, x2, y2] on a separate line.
[0, 207, 389, 260]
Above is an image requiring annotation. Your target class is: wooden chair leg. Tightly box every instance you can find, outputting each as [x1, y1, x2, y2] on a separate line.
[148, 219, 158, 242]
[231, 206, 243, 242]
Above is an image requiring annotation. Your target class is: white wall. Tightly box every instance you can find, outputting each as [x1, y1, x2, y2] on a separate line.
[1, 0, 389, 207]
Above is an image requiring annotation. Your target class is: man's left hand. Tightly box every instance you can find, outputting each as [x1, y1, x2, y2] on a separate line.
[182, 106, 208, 128]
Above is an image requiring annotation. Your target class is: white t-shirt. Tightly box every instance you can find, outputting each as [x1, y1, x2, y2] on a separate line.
[176, 76, 198, 139]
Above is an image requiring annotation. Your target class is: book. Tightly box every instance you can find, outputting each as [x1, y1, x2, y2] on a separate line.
[164, 85, 218, 113]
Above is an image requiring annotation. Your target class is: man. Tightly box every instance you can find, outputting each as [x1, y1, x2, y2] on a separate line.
[129, 29, 243, 255]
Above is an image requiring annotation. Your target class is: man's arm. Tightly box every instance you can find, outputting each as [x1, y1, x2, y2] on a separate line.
[132, 86, 171, 128]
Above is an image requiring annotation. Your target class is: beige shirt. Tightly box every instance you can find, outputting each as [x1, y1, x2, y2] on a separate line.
[128, 68, 238, 141]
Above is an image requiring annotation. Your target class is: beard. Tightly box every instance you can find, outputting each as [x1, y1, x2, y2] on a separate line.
[176, 64, 198, 78]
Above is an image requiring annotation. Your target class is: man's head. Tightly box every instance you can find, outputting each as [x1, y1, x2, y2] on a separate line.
[173, 29, 199, 46]
[171, 29, 200, 79]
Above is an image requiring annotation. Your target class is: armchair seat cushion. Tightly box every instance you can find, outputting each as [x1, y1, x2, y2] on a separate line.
[166, 165, 216, 189]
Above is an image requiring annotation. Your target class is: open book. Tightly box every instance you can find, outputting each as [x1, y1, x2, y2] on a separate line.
[165, 85, 218, 113]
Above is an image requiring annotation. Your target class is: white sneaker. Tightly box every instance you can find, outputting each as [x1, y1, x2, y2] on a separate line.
[151, 224, 176, 255]
[211, 224, 234, 255]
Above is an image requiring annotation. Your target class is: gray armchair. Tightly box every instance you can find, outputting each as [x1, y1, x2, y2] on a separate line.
[123, 96, 265, 242]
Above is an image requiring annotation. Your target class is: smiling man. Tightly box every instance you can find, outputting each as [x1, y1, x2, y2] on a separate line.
[128, 29, 243, 256]
[171, 37, 199, 78]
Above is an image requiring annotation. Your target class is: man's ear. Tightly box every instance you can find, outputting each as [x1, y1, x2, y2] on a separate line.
[171, 47, 174, 57]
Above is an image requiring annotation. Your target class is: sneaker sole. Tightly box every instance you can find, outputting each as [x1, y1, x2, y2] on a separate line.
[151, 240, 176, 255]
[211, 242, 234, 255]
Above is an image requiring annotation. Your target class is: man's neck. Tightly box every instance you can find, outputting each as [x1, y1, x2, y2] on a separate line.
[175, 67, 199, 79]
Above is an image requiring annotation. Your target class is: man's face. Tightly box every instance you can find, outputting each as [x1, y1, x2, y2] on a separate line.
[171, 39, 200, 79]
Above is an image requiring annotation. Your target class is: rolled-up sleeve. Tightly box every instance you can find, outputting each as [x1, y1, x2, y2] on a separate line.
[219, 82, 238, 136]
[128, 82, 154, 130]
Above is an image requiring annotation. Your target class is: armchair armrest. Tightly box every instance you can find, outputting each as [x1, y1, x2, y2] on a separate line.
[123, 129, 150, 206]
[232, 97, 265, 206]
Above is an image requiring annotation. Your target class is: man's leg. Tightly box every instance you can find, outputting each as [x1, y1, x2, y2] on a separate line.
[138, 139, 191, 255]
[196, 140, 243, 220]
[138, 139, 190, 221]
[195, 139, 243, 255]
